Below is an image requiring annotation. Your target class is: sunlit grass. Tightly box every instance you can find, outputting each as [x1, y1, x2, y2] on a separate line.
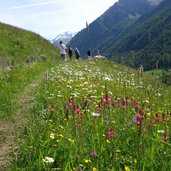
[10, 59, 171, 170]
[0, 61, 56, 120]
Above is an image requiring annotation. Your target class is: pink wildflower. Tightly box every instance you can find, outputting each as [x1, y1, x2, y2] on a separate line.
[125, 97, 130, 104]
[67, 98, 73, 108]
[97, 103, 102, 112]
[50, 104, 55, 113]
[132, 100, 139, 108]
[154, 113, 160, 122]
[103, 94, 112, 105]
[74, 105, 81, 114]
[162, 135, 168, 141]
[107, 128, 116, 138]
[90, 151, 97, 157]
[133, 114, 143, 126]
[148, 121, 152, 127]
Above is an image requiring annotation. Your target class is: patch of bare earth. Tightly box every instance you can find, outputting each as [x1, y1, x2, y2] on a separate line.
[0, 73, 46, 171]
[0, 122, 14, 171]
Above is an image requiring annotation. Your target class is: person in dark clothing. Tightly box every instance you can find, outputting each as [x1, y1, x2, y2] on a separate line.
[75, 47, 80, 59]
[68, 45, 73, 60]
[87, 48, 92, 58]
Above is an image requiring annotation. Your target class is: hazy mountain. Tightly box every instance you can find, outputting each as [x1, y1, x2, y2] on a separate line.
[69, 0, 161, 57]
[52, 31, 76, 47]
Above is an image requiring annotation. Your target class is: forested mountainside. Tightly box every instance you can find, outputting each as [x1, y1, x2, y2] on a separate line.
[101, 0, 171, 70]
[69, 0, 160, 57]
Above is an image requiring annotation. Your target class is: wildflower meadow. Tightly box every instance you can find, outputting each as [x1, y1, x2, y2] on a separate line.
[11, 59, 171, 171]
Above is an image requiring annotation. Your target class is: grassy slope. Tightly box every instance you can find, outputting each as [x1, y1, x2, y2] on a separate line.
[0, 22, 59, 68]
[0, 21, 62, 119]
[0, 22, 61, 169]
[10, 59, 171, 171]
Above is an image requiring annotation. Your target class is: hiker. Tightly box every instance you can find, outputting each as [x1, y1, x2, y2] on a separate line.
[139, 64, 144, 77]
[87, 48, 92, 58]
[59, 40, 67, 61]
[68, 45, 73, 60]
[75, 47, 80, 59]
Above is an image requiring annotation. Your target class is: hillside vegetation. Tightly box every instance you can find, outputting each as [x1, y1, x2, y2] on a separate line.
[9, 59, 171, 171]
[0, 22, 59, 69]
[102, 0, 171, 70]
[0, 21, 61, 169]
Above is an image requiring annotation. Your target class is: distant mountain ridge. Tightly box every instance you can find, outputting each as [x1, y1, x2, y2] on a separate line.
[69, 0, 161, 57]
[52, 31, 76, 47]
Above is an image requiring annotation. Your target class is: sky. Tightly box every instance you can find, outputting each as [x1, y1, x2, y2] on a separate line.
[0, 0, 118, 40]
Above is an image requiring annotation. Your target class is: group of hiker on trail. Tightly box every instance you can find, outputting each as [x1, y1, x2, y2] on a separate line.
[59, 40, 81, 61]
[59, 40, 93, 61]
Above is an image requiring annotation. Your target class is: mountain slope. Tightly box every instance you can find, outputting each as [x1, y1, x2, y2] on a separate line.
[0, 22, 59, 69]
[101, 0, 171, 70]
[69, 0, 158, 57]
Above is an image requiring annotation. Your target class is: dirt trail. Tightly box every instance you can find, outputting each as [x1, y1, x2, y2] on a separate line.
[0, 72, 46, 171]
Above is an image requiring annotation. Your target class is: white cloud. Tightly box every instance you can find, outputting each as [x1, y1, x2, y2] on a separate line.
[0, 0, 66, 11]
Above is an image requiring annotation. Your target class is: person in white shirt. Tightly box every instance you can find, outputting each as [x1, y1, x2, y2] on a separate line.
[59, 40, 67, 61]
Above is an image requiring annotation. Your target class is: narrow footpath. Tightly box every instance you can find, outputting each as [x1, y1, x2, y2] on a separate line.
[0, 71, 47, 171]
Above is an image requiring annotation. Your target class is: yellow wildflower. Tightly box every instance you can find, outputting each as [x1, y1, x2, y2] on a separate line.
[111, 120, 115, 124]
[68, 138, 75, 143]
[58, 134, 64, 138]
[93, 167, 98, 171]
[147, 112, 151, 116]
[84, 159, 91, 163]
[106, 139, 111, 144]
[66, 80, 71, 85]
[134, 159, 137, 164]
[59, 125, 64, 129]
[125, 166, 130, 171]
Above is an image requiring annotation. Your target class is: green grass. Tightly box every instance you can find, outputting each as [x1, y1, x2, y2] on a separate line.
[0, 60, 59, 120]
[145, 69, 171, 85]
[0, 21, 61, 120]
[10, 59, 171, 171]
[0, 22, 59, 69]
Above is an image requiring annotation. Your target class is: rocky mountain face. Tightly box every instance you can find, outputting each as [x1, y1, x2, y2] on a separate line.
[69, 0, 161, 57]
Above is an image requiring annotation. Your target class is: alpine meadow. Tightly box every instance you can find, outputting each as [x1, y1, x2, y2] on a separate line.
[0, 0, 171, 171]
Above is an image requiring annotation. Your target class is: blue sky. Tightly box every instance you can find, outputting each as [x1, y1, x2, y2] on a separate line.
[0, 0, 118, 39]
